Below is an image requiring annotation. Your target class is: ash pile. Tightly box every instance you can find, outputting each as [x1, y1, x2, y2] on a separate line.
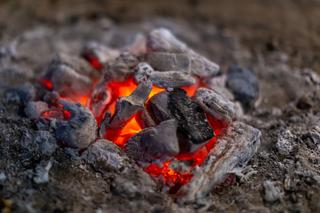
[1, 19, 319, 213]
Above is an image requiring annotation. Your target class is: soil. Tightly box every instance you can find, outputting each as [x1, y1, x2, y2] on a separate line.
[0, 1, 320, 212]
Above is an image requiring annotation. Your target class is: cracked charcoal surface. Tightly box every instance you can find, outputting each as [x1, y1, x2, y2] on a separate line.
[168, 88, 214, 144]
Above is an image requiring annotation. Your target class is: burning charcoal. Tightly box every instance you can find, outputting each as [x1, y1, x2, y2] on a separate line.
[4, 83, 35, 106]
[147, 28, 220, 78]
[178, 122, 261, 203]
[168, 89, 214, 145]
[109, 80, 152, 128]
[145, 52, 191, 72]
[24, 101, 49, 119]
[106, 52, 139, 81]
[150, 71, 196, 88]
[82, 41, 120, 70]
[54, 101, 97, 149]
[226, 65, 259, 110]
[125, 119, 179, 163]
[98, 112, 111, 138]
[83, 139, 126, 172]
[44, 63, 92, 99]
[33, 161, 52, 184]
[43, 91, 60, 105]
[139, 109, 156, 128]
[148, 91, 171, 123]
[194, 88, 236, 123]
[90, 81, 111, 119]
[135, 62, 196, 88]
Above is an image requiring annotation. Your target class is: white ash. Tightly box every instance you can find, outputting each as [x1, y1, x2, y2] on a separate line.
[276, 130, 295, 156]
[33, 161, 52, 184]
[263, 180, 284, 202]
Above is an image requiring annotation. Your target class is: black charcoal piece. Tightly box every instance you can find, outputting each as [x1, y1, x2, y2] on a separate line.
[109, 80, 152, 128]
[125, 119, 179, 163]
[148, 91, 171, 124]
[226, 65, 259, 110]
[168, 89, 214, 144]
[98, 112, 111, 138]
[194, 87, 236, 123]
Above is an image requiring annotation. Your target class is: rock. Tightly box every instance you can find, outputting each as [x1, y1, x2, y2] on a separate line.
[33, 161, 52, 184]
[168, 89, 214, 145]
[263, 180, 283, 202]
[226, 65, 259, 110]
[24, 101, 49, 119]
[145, 52, 191, 72]
[125, 119, 179, 163]
[147, 28, 220, 78]
[194, 87, 236, 123]
[83, 139, 126, 172]
[109, 80, 152, 128]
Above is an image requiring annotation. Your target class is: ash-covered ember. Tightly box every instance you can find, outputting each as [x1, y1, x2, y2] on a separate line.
[22, 28, 260, 192]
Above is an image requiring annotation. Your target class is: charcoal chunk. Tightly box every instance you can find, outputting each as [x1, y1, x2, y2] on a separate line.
[54, 101, 97, 149]
[125, 119, 179, 163]
[148, 91, 171, 124]
[4, 83, 36, 106]
[24, 101, 49, 119]
[147, 28, 220, 78]
[168, 89, 214, 145]
[90, 81, 111, 119]
[135, 62, 196, 88]
[226, 65, 259, 110]
[109, 80, 152, 128]
[146, 52, 191, 72]
[194, 88, 236, 123]
[83, 139, 126, 172]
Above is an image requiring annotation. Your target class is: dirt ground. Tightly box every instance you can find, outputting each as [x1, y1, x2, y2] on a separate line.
[0, 1, 320, 212]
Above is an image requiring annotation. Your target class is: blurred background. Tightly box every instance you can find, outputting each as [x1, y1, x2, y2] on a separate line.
[0, 0, 319, 72]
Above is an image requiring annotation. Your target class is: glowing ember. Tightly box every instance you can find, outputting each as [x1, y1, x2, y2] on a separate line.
[41, 79, 53, 90]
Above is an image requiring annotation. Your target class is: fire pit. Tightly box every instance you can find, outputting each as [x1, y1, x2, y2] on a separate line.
[16, 27, 262, 200]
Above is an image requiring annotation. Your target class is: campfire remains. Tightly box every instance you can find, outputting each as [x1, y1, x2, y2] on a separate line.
[5, 27, 261, 200]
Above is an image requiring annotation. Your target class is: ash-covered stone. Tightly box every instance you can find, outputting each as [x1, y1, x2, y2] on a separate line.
[194, 87, 236, 123]
[83, 139, 126, 172]
[82, 41, 120, 68]
[33, 161, 52, 184]
[125, 119, 179, 163]
[168, 89, 214, 145]
[24, 101, 49, 119]
[109, 80, 152, 128]
[147, 28, 220, 78]
[226, 65, 259, 110]
[178, 121, 261, 203]
[146, 52, 191, 72]
[106, 52, 139, 81]
[4, 83, 35, 106]
[54, 101, 97, 149]
[135, 62, 196, 88]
